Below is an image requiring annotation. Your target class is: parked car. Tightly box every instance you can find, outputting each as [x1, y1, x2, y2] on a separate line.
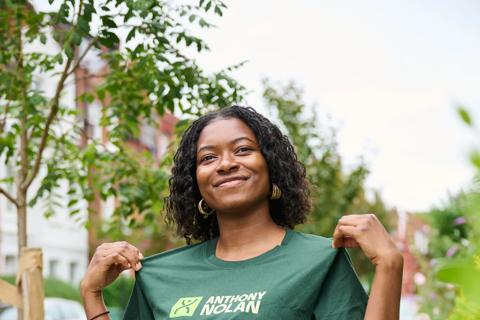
[0, 298, 84, 320]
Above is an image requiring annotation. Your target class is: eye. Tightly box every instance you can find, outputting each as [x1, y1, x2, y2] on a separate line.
[199, 154, 216, 163]
[236, 146, 253, 154]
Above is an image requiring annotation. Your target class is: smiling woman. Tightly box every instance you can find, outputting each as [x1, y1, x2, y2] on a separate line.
[80, 106, 403, 320]
[165, 107, 311, 244]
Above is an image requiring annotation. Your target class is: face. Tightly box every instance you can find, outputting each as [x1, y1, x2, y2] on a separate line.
[195, 117, 270, 214]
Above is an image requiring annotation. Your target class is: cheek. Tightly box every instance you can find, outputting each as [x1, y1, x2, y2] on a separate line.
[252, 157, 270, 185]
[195, 167, 211, 195]
[195, 168, 206, 186]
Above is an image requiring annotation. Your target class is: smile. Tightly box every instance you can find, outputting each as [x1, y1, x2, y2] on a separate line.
[214, 177, 249, 188]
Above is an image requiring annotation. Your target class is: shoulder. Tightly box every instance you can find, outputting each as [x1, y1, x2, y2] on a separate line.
[290, 230, 333, 245]
[139, 240, 209, 271]
[283, 230, 341, 268]
[288, 230, 335, 254]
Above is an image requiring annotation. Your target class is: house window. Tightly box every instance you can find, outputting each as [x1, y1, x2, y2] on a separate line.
[5, 255, 17, 275]
[69, 261, 78, 283]
[48, 259, 59, 279]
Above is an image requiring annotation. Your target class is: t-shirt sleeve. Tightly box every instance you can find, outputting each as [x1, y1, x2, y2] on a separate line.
[313, 248, 369, 320]
[122, 278, 155, 320]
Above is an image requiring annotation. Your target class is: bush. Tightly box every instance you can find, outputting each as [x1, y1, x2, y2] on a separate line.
[102, 276, 135, 308]
[0, 276, 81, 302]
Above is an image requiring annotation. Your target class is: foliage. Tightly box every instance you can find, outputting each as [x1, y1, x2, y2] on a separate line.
[413, 197, 465, 319]
[102, 275, 135, 308]
[435, 106, 480, 319]
[414, 106, 480, 319]
[0, 276, 81, 302]
[261, 79, 396, 282]
[0, 0, 245, 253]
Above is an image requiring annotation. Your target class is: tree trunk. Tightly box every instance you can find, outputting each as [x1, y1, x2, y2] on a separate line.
[16, 187, 27, 320]
[17, 188, 27, 254]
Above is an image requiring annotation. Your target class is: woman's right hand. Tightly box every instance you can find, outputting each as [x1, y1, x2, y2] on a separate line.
[80, 241, 144, 296]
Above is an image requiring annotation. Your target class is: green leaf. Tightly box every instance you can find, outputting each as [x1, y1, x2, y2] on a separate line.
[78, 16, 90, 34]
[124, 8, 134, 22]
[126, 27, 136, 42]
[67, 198, 78, 208]
[437, 259, 480, 304]
[101, 16, 117, 29]
[65, 46, 74, 60]
[198, 18, 209, 28]
[97, 89, 105, 101]
[458, 106, 473, 126]
[39, 33, 47, 44]
[83, 3, 96, 20]
[470, 151, 480, 169]
[99, 31, 120, 48]
[72, 32, 82, 46]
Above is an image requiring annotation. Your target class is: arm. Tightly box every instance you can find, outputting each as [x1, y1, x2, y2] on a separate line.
[332, 214, 403, 320]
[80, 241, 144, 320]
[366, 249, 403, 320]
[81, 291, 110, 320]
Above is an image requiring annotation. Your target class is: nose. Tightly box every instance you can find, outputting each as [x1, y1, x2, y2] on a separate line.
[216, 152, 239, 173]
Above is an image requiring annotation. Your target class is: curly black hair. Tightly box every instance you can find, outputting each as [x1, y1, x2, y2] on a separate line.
[165, 105, 311, 244]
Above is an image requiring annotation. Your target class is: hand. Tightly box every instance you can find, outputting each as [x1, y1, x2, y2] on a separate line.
[332, 214, 402, 268]
[80, 241, 144, 296]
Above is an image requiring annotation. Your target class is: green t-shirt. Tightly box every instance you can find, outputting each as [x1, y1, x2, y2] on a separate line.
[123, 229, 368, 319]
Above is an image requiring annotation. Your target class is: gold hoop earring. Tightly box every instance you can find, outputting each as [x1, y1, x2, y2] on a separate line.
[270, 184, 282, 200]
[198, 198, 215, 218]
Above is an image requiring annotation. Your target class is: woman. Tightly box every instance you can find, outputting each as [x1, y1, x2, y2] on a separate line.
[81, 106, 403, 320]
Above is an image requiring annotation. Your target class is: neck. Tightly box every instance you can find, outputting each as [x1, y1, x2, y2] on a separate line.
[214, 203, 286, 260]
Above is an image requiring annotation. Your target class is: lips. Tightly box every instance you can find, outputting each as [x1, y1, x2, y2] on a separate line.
[214, 176, 249, 188]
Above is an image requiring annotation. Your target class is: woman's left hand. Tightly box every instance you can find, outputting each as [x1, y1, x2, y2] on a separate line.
[332, 213, 402, 268]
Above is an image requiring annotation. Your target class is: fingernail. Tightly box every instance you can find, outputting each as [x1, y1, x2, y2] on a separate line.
[136, 262, 142, 270]
[139, 252, 144, 259]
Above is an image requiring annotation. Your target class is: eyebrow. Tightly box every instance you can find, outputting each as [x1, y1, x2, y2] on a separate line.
[197, 136, 257, 154]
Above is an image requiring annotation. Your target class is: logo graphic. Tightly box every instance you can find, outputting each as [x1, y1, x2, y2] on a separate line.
[169, 297, 203, 318]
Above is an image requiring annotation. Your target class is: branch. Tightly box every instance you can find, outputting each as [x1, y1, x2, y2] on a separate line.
[0, 186, 18, 207]
[0, 101, 11, 134]
[21, 55, 73, 191]
[64, 72, 108, 87]
[17, 10, 29, 189]
[20, 0, 87, 190]
[66, 36, 98, 78]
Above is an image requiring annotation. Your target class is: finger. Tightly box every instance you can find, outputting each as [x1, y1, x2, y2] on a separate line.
[93, 243, 115, 259]
[341, 237, 359, 248]
[113, 242, 142, 271]
[338, 225, 361, 248]
[338, 214, 364, 226]
[102, 252, 131, 270]
[332, 225, 345, 248]
[332, 225, 361, 248]
[338, 225, 360, 238]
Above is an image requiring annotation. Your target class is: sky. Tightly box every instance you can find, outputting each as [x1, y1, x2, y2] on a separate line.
[32, 0, 480, 213]
[193, 0, 480, 212]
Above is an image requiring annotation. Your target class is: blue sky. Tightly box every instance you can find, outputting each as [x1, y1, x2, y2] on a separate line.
[194, 0, 480, 212]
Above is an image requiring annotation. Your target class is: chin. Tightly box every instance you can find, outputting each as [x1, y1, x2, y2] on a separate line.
[213, 194, 266, 214]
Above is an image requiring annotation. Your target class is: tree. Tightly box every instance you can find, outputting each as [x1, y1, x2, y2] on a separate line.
[262, 79, 396, 282]
[414, 106, 480, 319]
[0, 0, 244, 317]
